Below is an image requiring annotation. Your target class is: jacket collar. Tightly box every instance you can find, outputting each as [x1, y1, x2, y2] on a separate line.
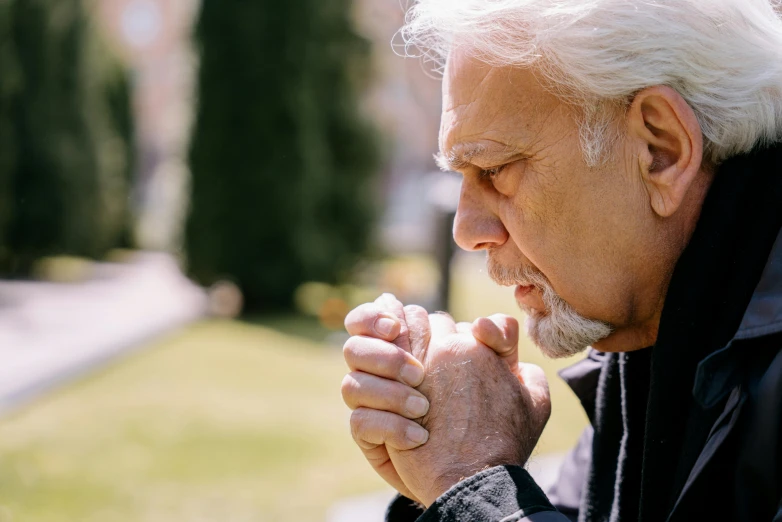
[692, 226, 782, 408]
[561, 185, 782, 413]
[557, 146, 782, 520]
[735, 227, 782, 340]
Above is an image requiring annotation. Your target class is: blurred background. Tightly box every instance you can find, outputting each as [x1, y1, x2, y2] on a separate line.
[0, 1, 587, 520]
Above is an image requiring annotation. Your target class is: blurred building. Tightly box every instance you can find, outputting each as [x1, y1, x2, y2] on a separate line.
[94, 0, 200, 253]
[354, 0, 447, 254]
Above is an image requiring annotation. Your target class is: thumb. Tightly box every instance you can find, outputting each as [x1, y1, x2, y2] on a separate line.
[471, 314, 519, 371]
[374, 293, 412, 353]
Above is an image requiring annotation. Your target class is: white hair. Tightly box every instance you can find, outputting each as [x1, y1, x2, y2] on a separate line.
[399, 0, 782, 165]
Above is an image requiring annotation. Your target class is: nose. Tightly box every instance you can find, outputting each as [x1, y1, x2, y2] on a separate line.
[452, 180, 509, 251]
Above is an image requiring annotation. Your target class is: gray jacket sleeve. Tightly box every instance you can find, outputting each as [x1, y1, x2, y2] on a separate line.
[385, 465, 570, 522]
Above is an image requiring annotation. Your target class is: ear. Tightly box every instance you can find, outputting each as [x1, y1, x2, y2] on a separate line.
[626, 86, 704, 218]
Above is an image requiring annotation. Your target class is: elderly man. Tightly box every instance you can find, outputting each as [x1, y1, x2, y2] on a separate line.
[340, 1, 782, 520]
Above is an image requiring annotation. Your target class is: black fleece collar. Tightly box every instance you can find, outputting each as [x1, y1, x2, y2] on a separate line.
[639, 143, 782, 521]
[563, 144, 782, 522]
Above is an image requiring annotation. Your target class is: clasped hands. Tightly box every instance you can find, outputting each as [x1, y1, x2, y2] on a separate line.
[341, 294, 552, 507]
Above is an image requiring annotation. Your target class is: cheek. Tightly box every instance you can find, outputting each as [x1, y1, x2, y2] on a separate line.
[497, 167, 565, 267]
[497, 164, 635, 322]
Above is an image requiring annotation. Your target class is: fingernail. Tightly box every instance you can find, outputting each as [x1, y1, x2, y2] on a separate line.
[400, 364, 424, 387]
[405, 396, 429, 418]
[374, 317, 396, 337]
[406, 424, 429, 444]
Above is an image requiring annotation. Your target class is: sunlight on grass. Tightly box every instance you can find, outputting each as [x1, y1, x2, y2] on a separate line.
[0, 321, 387, 521]
[0, 254, 588, 521]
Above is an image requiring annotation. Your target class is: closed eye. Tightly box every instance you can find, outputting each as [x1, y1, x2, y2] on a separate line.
[479, 164, 507, 180]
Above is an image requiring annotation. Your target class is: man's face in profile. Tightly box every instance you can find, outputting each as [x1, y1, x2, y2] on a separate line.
[439, 52, 685, 357]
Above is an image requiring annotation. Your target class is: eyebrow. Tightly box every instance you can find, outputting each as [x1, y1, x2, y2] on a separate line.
[435, 142, 526, 172]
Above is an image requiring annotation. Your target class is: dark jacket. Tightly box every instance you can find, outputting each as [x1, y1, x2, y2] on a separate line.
[386, 146, 782, 522]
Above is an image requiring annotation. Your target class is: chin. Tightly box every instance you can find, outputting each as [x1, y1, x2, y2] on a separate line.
[524, 310, 613, 359]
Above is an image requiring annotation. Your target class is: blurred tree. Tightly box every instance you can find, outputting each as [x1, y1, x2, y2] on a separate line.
[0, 0, 134, 275]
[101, 50, 136, 251]
[0, 0, 19, 267]
[187, 0, 379, 311]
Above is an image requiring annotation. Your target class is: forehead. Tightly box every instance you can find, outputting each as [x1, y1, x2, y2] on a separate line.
[440, 52, 566, 154]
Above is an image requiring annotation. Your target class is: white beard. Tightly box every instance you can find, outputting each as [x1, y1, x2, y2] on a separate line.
[487, 257, 613, 359]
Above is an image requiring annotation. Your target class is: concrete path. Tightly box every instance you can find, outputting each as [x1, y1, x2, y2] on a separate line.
[0, 253, 207, 415]
[326, 453, 566, 522]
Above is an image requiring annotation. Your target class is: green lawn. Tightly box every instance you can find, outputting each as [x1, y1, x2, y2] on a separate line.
[0, 259, 588, 521]
[0, 321, 389, 521]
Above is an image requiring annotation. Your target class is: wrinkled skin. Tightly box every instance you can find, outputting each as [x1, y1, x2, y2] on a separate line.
[342, 48, 715, 506]
[344, 294, 550, 506]
[442, 51, 711, 353]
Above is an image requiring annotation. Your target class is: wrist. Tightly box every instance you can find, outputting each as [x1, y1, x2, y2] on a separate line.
[421, 461, 521, 507]
[415, 466, 557, 522]
[421, 472, 465, 508]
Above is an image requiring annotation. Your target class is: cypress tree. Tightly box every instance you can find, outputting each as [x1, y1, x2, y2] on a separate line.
[0, 1, 19, 266]
[187, 0, 379, 311]
[0, 0, 133, 275]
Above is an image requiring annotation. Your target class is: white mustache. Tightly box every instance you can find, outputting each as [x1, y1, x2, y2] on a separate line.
[485, 252, 613, 358]
[486, 255, 549, 289]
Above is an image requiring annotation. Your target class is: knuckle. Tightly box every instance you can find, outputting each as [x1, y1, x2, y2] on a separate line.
[390, 386, 413, 411]
[430, 333, 491, 369]
[387, 347, 408, 374]
[344, 303, 376, 332]
[343, 307, 362, 330]
[342, 335, 359, 358]
[342, 337, 370, 371]
[363, 451, 389, 466]
[430, 310, 453, 319]
[443, 333, 471, 354]
[343, 336, 410, 381]
[404, 304, 428, 318]
[375, 346, 405, 374]
[350, 408, 403, 446]
[464, 334, 494, 356]
[376, 410, 402, 436]
[352, 408, 399, 439]
[380, 292, 402, 304]
[343, 336, 379, 366]
[428, 336, 460, 363]
[341, 373, 360, 405]
[350, 408, 370, 439]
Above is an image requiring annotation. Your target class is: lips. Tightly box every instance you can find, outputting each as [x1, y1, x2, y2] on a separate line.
[514, 284, 545, 313]
[515, 284, 534, 297]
